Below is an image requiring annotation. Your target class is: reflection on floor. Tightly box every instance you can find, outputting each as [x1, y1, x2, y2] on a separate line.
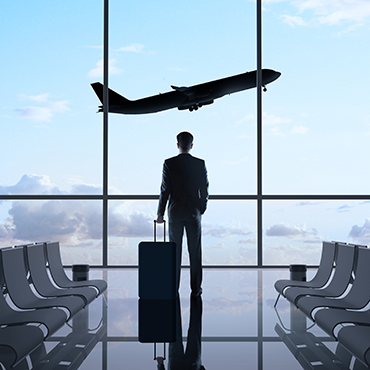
[16, 269, 369, 370]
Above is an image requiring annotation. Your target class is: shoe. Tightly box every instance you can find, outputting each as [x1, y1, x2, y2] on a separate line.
[191, 288, 202, 297]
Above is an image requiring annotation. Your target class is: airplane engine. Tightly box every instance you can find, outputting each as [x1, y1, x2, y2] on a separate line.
[199, 100, 214, 107]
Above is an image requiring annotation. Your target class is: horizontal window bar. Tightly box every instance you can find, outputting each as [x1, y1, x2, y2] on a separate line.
[1, 194, 370, 200]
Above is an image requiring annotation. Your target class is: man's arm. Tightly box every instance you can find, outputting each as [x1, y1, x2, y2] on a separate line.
[157, 161, 171, 222]
[200, 161, 209, 215]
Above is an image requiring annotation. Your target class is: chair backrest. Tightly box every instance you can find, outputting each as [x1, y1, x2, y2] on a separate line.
[45, 241, 71, 286]
[0, 251, 5, 290]
[26, 243, 55, 295]
[343, 247, 370, 305]
[309, 241, 337, 286]
[324, 243, 356, 296]
[0, 247, 42, 307]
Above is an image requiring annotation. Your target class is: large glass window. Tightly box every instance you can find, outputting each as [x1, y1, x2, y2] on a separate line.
[1, 1, 369, 267]
[108, 0, 257, 195]
[262, 0, 370, 195]
[0, 1, 103, 194]
[108, 200, 256, 266]
[263, 200, 370, 265]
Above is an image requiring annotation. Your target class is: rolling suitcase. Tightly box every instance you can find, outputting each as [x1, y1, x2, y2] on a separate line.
[139, 220, 178, 300]
[138, 298, 177, 343]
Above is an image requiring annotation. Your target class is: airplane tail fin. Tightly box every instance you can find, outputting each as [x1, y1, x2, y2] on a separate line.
[91, 82, 131, 106]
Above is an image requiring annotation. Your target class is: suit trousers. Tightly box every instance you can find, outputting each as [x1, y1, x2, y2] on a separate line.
[169, 213, 202, 293]
[168, 296, 202, 370]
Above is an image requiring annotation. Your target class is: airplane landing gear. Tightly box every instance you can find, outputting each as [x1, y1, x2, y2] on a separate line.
[188, 104, 200, 112]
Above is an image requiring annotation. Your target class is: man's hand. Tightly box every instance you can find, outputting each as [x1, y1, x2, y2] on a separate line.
[156, 215, 164, 224]
[156, 356, 164, 365]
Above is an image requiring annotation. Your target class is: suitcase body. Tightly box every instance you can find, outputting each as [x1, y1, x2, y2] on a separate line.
[138, 221, 178, 300]
[138, 299, 177, 343]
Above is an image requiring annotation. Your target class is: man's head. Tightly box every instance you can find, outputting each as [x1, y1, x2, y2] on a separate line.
[177, 131, 193, 153]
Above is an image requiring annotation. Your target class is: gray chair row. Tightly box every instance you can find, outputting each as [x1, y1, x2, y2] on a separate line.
[274, 241, 337, 307]
[0, 241, 107, 369]
[274, 241, 370, 368]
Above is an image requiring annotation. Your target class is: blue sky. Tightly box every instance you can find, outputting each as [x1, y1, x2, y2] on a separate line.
[1, 0, 370, 264]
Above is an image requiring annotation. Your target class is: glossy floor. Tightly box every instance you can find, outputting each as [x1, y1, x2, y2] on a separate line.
[30, 269, 366, 370]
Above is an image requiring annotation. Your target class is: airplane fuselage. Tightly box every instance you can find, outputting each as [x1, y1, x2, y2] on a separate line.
[91, 69, 281, 115]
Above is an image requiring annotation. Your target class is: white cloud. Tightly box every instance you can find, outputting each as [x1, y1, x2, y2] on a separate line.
[265, 222, 320, 240]
[263, 242, 322, 264]
[337, 204, 353, 213]
[114, 44, 145, 53]
[238, 238, 257, 245]
[0, 174, 63, 195]
[16, 94, 69, 123]
[291, 125, 309, 134]
[203, 223, 253, 238]
[259, 112, 292, 136]
[349, 219, 370, 245]
[0, 174, 154, 247]
[281, 14, 307, 27]
[269, 126, 286, 136]
[88, 59, 123, 78]
[16, 107, 54, 122]
[109, 209, 153, 238]
[24, 93, 50, 103]
[236, 113, 254, 125]
[262, 112, 291, 126]
[295, 0, 370, 25]
[265, 0, 370, 27]
[295, 201, 323, 206]
[1, 199, 153, 245]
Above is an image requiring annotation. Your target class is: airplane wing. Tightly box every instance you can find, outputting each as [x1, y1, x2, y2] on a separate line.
[170, 85, 188, 94]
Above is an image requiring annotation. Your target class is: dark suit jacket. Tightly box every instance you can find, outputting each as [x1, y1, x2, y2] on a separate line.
[157, 153, 209, 219]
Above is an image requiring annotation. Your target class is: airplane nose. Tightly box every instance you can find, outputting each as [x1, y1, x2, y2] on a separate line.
[263, 69, 281, 83]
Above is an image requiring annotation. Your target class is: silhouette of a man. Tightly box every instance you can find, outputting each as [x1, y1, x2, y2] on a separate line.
[156, 132, 209, 296]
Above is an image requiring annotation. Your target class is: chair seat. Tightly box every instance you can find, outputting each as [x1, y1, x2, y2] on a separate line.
[0, 325, 44, 368]
[315, 308, 370, 338]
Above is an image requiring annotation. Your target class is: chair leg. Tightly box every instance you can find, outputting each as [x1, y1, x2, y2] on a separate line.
[101, 293, 108, 307]
[274, 293, 281, 308]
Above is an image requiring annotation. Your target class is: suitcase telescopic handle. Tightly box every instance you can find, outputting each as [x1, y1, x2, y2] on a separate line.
[153, 220, 166, 242]
[154, 342, 166, 361]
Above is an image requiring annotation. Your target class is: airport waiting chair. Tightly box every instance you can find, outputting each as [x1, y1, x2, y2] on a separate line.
[297, 247, 370, 320]
[0, 259, 67, 337]
[337, 325, 370, 368]
[284, 243, 356, 306]
[45, 242, 107, 296]
[274, 241, 337, 307]
[0, 247, 85, 319]
[26, 243, 96, 306]
[0, 325, 44, 369]
[314, 308, 370, 339]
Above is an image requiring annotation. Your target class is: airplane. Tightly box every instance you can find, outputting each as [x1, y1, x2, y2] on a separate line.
[91, 68, 281, 115]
